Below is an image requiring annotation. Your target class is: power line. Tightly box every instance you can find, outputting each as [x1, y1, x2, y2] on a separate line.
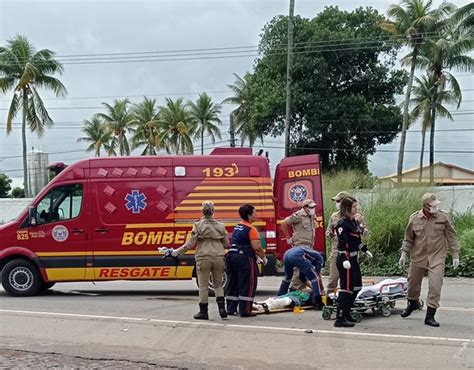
[0, 33, 453, 66]
[1, 31, 445, 63]
[0, 90, 232, 103]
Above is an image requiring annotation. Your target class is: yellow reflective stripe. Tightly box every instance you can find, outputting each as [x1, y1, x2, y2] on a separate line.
[126, 223, 174, 229]
[180, 199, 273, 204]
[45, 266, 195, 281]
[188, 192, 274, 197]
[175, 221, 267, 227]
[176, 205, 275, 211]
[194, 186, 273, 190]
[203, 177, 272, 182]
[37, 252, 89, 257]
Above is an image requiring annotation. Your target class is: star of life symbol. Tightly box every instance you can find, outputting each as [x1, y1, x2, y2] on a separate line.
[125, 190, 147, 214]
[289, 184, 308, 203]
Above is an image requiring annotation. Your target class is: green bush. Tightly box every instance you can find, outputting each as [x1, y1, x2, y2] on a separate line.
[322, 170, 473, 277]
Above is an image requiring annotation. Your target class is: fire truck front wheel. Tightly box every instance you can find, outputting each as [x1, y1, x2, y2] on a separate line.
[2, 259, 42, 297]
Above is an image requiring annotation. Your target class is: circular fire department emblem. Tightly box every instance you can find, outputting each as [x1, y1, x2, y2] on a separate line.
[52, 225, 69, 242]
[289, 184, 308, 203]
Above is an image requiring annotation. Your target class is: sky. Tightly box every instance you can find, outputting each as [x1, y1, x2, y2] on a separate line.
[0, 0, 473, 188]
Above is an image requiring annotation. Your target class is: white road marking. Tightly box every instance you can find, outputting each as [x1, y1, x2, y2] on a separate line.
[1, 309, 472, 343]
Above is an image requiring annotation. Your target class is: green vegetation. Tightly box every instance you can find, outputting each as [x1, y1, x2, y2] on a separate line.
[323, 170, 473, 277]
[0, 35, 67, 197]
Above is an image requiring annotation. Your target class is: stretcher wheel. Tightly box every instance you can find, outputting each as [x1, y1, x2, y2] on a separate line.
[322, 307, 332, 320]
[389, 301, 396, 309]
[353, 312, 363, 323]
[381, 306, 392, 317]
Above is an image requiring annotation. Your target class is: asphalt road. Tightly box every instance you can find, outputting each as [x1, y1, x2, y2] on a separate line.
[0, 276, 473, 369]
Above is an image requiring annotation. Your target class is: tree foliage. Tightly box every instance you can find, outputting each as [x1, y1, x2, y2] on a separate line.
[188, 93, 222, 154]
[0, 35, 67, 196]
[0, 173, 12, 198]
[239, 6, 408, 171]
[10, 187, 25, 198]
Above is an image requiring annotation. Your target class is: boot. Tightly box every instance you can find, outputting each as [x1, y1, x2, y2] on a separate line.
[312, 295, 325, 311]
[334, 294, 354, 328]
[194, 303, 209, 320]
[401, 299, 420, 318]
[216, 297, 227, 319]
[345, 292, 357, 323]
[424, 306, 440, 327]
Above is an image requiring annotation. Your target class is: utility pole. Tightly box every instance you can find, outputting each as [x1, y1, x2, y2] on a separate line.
[229, 112, 236, 147]
[284, 0, 295, 158]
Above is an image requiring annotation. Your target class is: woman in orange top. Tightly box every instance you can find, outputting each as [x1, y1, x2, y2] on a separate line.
[225, 204, 266, 317]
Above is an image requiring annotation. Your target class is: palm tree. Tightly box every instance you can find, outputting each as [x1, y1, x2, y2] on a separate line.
[97, 99, 133, 156]
[380, 0, 455, 184]
[417, 18, 473, 181]
[130, 97, 160, 155]
[410, 74, 461, 181]
[188, 93, 222, 155]
[77, 116, 114, 157]
[222, 73, 264, 148]
[157, 98, 194, 155]
[0, 35, 67, 197]
[222, 73, 247, 148]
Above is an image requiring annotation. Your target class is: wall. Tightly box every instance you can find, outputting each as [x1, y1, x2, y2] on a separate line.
[354, 185, 474, 214]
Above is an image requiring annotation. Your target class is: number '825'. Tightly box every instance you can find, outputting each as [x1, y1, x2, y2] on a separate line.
[202, 163, 239, 177]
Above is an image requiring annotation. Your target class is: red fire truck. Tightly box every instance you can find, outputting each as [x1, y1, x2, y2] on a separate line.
[0, 148, 325, 296]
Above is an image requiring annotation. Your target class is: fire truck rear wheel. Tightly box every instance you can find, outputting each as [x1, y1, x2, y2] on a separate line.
[2, 259, 42, 297]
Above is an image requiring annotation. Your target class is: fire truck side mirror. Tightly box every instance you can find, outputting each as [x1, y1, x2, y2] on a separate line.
[28, 206, 37, 226]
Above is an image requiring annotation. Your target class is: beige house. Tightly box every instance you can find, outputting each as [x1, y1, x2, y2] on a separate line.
[381, 162, 474, 186]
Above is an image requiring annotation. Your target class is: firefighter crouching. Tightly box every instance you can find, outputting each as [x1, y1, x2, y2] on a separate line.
[226, 204, 266, 317]
[281, 198, 317, 291]
[164, 201, 229, 320]
[335, 196, 373, 328]
[326, 191, 368, 303]
[277, 246, 324, 309]
[399, 193, 460, 327]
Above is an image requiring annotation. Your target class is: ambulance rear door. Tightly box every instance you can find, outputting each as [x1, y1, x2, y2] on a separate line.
[273, 154, 325, 261]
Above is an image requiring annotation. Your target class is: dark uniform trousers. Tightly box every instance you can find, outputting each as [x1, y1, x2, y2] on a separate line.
[336, 252, 362, 307]
[225, 252, 258, 316]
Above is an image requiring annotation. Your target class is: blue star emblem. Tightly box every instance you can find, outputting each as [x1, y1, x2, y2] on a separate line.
[125, 190, 147, 214]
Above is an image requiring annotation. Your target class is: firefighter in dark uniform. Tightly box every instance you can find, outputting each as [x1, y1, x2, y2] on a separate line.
[335, 196, 373, 327]
[277, 246, 324, 309]
[226, 204, 266, 317]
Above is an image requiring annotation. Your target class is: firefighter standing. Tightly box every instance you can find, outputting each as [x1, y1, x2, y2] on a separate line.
[335, 196, 373, 327]
[399, 193, 460, 327]
[277, 246, 324, 309]
[226, 204, 266, 317]
[326, 191, 368, 301]
[167, 201, 229, 320]
[281, 199, 317, 291]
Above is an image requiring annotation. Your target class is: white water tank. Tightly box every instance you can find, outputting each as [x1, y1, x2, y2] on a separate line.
[27, 151, 49, 196]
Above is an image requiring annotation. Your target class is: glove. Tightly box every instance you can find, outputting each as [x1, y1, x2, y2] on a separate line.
[262, 256, 268, 266]
[343, 260, 351, 269]
[365, 250, 373, 259]
[453, 258, 460, 270]
[399, 252, 407, 267]
[257, 257, 268, 266]
[158, 247, 173, 258]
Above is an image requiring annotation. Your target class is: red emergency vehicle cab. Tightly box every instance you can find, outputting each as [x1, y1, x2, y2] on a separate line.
[0, 148, 325, 296]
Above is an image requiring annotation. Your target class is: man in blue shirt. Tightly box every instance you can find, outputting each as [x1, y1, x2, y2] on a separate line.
[277, 246, 324, 310]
